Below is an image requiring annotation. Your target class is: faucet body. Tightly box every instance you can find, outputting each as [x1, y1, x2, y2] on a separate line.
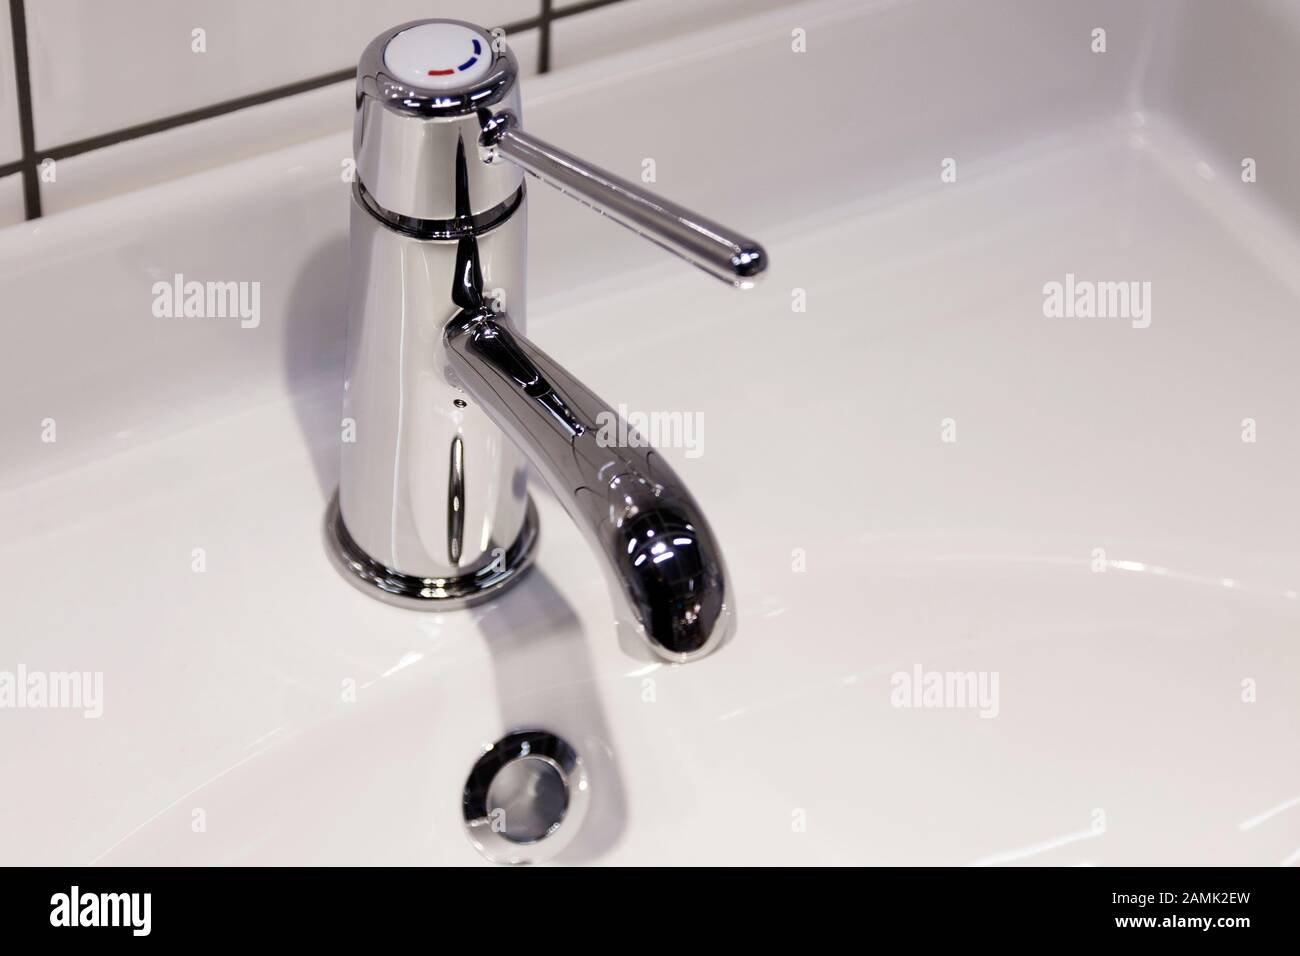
[327, 20, 765, 661]
[334, 157, 534, 601]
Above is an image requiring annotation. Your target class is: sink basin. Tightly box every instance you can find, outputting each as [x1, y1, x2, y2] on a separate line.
[1, 0, 1297, 865]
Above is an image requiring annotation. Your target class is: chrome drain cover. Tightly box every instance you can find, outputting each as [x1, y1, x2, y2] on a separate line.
[463, 729, 589, 864]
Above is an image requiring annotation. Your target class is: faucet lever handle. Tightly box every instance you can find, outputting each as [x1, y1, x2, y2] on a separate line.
[482, 113, 767, 288]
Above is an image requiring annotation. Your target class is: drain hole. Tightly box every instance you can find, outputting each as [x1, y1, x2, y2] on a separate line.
[487, 755, 568, 843]
[463, 729, 590, 864]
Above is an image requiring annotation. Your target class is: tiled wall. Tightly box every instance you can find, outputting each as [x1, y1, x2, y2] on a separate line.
[0, 0, 797, 226]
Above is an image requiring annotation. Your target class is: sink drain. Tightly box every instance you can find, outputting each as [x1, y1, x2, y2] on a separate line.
[462, 729, 588, 864]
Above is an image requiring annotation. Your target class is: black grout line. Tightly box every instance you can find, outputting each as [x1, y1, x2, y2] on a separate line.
[40, 13, 545, 163]
[5, 3, 629, 220]
[41, 66, 358, 162]
[541, 0, 629, 72]
[7, 0, 41, 218]
[550, 0, 628, 20]
[538, 0, 553, 74]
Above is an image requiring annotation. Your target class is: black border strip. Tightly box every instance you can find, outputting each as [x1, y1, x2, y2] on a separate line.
[1, 0, 633, 221]
[0, 866, 1294, 943]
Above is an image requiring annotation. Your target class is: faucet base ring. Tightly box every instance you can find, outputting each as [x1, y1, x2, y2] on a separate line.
[324, 492, 539, 609]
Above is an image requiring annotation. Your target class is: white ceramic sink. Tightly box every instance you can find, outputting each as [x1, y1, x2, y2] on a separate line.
[1, 0, 1298, 865]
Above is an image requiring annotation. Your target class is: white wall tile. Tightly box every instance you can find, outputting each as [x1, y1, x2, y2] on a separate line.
[0, 5, 22, 164]
[0, 173, 23, 226]
[550, 0, 798, 70]
[26, 0, 541, 149]
[39, 27, 540, 215]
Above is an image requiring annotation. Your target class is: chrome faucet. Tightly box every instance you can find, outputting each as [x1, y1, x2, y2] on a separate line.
[326, 20, 767, 662]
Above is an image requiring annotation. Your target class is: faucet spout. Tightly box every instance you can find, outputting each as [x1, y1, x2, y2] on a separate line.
[445, 308, 733, 662]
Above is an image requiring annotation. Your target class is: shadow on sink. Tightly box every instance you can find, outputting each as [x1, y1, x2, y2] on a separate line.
[471, 568, 628, 863]
[284, 237, 626, 862]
